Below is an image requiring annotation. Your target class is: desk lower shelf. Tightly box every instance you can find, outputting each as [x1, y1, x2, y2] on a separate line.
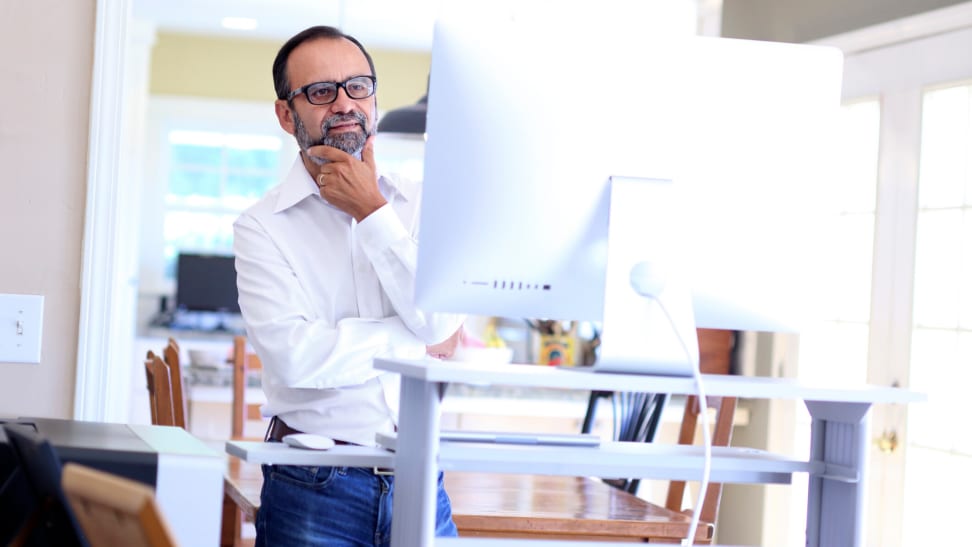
[226, 441, 395, 468]
[438, 441, 812, 484]
[227, 439, 814, 485]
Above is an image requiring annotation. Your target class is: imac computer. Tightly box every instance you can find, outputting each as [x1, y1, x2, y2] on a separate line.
[414, 6, 844, 374]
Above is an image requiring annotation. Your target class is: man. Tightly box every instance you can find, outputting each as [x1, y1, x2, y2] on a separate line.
[233, 26, 464, 546]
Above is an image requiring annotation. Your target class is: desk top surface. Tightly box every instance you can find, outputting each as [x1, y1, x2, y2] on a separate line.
[10, 418, 221, 459]
[374, 358, 925, 404]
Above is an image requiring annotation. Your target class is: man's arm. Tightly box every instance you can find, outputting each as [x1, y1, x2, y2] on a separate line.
[310, 139, 465, 347]
[233, 213, 426, 389]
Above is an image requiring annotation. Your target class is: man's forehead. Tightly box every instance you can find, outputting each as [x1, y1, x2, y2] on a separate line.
[289, 37, 371, 81]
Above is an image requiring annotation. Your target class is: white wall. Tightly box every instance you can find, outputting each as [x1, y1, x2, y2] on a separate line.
[0, 1, 95, 418]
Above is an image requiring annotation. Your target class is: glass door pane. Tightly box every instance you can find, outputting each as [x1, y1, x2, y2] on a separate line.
[904, 81, 972, 547]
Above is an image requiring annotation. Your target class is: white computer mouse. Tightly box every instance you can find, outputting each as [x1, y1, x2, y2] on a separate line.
[282, 433, 336, 450]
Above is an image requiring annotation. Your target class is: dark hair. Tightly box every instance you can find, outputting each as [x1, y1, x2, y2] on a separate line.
[272, 26, 377, 101]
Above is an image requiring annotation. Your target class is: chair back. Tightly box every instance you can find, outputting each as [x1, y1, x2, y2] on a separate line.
[665, 393, 736, 524]
[161, 338, 187, 429]
[581, 328, 738, 536]
[664, 328, 738, 527]
[144, 352, 176, 428]
[62, 463, 177, 547]
[231, 335, 264, 439]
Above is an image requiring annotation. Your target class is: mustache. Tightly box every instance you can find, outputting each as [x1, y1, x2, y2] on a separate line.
[321, 112, 368, 134]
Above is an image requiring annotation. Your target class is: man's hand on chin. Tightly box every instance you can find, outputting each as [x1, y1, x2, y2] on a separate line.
[308, 137, 387, 222]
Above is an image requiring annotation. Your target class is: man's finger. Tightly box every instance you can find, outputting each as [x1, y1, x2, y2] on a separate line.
[361, 136, 376, 169]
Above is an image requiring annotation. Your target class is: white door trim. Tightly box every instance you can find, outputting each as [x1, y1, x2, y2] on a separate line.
[76, 0, 131, 421]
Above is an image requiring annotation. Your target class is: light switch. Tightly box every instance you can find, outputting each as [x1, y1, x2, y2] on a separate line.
[0, 294, 44, 364]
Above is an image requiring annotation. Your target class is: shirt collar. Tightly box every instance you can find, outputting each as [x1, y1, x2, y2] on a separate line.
[272, 155, 410, 215]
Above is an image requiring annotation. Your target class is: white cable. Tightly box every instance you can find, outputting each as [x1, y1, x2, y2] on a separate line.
[651, 298, 712, 547]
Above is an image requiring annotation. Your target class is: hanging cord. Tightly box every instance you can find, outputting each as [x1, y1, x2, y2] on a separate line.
[648, 298, 711, 547]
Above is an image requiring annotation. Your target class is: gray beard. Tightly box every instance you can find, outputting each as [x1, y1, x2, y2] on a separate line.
[294, 110, 372, 164]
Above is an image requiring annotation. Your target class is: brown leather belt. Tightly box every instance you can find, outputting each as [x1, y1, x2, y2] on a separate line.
[263, 416, 394, 475]
[264, 416, 352, 445]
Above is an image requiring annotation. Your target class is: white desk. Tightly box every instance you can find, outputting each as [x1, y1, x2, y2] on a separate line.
[374, 358, 924, 547]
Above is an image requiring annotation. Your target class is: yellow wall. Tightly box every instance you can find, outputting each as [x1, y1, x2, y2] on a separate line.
[150, 32, 431, 109]
[0, 0, 94, 418]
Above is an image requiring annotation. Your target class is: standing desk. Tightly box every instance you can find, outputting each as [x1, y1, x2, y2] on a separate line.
[375, 358, 924, 547]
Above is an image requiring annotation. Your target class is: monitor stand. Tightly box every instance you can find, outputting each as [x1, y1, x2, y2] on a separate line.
[594, 176, 700, 376]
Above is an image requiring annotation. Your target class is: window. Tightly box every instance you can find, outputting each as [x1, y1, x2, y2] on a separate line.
[904, 81, 972, 546]
[140, 97, 423, 297]
[162, 129, 282, 278]
[140, 97, 293, 295]
[794, 22, 972, 546]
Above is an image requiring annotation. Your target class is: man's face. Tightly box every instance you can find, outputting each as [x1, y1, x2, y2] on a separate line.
[276, 37, 377, 161]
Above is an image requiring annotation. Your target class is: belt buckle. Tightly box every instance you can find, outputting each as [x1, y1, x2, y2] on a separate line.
[372, 467, 394, 476]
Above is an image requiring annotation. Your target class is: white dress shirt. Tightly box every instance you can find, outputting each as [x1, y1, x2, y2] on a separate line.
[233, 155, 464, 446]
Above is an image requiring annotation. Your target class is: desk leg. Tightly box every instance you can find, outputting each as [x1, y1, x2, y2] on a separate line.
[804, 401, 872, 547]
[390, 375, 442, 547]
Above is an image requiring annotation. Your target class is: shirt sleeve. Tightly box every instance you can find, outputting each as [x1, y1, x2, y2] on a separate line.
[234, 211, 426, 389]
[355, 203, 465, 345]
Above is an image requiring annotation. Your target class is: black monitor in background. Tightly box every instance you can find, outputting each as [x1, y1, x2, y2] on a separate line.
[175, 253, 241, 314]
[2, 424, 87, 546]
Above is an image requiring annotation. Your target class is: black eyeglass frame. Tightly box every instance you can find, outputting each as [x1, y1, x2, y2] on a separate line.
[286, 75, 378, 105]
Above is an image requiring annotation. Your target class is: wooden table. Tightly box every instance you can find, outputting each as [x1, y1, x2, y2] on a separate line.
[446, 471, 711, 543]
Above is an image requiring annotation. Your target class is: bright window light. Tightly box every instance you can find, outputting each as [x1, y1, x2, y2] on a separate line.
[221, 17, 258, 31]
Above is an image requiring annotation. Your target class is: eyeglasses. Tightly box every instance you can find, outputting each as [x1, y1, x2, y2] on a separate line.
[287, 76, 377, 105]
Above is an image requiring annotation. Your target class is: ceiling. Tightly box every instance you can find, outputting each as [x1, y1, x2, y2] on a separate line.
[132, 0, 438, 51]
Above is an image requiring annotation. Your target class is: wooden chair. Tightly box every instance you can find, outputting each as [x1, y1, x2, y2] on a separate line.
[144, 340, 257, 547]
[162, 338, 188, 429]
[227, 335, 265, 547]
[231, 335, 264, 440]
[61, 462, 177, 547]
[221, 458, 261, 547]
[143, 351, 175, 427]
[666, 393, 737, 527]
[663, 328, 738, 527]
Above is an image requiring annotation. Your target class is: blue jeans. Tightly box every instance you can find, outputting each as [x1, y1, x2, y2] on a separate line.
[255, 465, 458, 546]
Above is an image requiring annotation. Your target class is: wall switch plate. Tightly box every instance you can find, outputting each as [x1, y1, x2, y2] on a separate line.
[0, 294, 44, 364]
